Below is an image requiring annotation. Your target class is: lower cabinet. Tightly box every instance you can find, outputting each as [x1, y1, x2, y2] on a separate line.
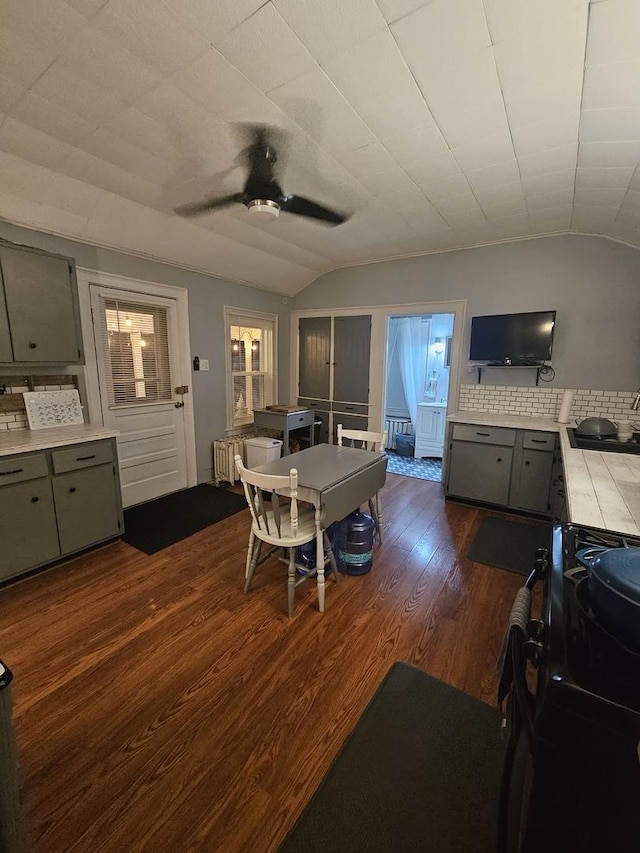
[415, 404, 446, 458]
[0, 438, 123, 583]
[445, 423, 558, 516]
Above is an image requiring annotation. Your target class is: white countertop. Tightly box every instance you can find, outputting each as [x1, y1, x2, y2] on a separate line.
[0, 425, 118, 456]
[447, 411, 640, 536]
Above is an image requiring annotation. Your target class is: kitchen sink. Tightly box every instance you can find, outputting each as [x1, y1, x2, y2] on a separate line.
[567, 428, 640, 455]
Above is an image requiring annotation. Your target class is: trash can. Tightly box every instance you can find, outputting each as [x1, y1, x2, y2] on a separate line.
[245, 437, 283, 468]
[395, 433, 415, 457]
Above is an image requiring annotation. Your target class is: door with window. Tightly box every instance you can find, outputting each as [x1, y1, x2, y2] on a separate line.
[90, 285, 188, 507]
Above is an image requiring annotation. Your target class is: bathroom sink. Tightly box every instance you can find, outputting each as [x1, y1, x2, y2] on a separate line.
[567, 428, 640, 455]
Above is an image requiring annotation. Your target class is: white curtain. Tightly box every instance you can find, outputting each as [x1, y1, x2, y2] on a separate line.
[388, 317, 429, 430]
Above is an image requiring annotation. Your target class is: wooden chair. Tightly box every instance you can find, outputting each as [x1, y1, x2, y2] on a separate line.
[336, 424, 388, 544]
[234, 454, 339, 617]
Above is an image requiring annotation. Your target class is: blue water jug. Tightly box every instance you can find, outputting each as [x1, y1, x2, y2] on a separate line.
[336, 509, 375, 575]
[296, 523, 339, 575]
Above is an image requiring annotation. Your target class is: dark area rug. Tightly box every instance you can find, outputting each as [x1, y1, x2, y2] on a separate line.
[123, 483, 247, 554]
[277, 661, 504, 853]
[467, 516, 552, 575]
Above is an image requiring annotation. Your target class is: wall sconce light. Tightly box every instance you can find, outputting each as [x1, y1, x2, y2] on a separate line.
[433, 337, 445, 354]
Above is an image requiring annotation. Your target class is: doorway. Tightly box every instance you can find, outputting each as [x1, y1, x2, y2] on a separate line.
[77, 269, 196, 509]
[384, 312, 455, 482]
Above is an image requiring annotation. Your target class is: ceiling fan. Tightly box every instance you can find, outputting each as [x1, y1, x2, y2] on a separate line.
[173, 126, 349, 225]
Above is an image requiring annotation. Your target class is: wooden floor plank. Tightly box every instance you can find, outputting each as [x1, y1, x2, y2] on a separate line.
[0, 474, 535, 852]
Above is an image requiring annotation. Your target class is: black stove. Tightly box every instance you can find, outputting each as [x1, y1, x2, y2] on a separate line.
[500, 521, 640, 853]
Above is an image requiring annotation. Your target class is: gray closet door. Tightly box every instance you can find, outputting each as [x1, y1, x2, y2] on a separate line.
[333, 315, 371, 404]
[0, 277, 12, 362]
[0, 246, 80, 363]
[299, 316, 331, 400]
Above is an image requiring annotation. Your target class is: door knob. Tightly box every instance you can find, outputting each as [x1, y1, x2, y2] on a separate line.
[175, 401, 185, 408]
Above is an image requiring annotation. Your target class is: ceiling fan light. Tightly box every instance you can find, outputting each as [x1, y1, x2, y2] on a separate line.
[247, 199, 280, 218]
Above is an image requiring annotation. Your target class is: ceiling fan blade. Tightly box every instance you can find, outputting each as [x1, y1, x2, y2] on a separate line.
[280, 194, 348, 225]
[174, 193, 242, 218]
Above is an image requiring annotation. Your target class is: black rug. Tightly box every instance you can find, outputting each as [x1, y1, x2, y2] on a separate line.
[467, 516, 552, 575]
[123, 483, 247, 555]
[277, 662, 504, 853]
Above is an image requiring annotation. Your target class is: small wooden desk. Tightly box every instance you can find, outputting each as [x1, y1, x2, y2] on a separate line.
[254, 443, 387, 608]
[253, 408, 316, 455]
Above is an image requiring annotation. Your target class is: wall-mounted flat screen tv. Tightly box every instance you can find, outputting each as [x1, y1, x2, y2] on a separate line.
[469, 310, 556, 364]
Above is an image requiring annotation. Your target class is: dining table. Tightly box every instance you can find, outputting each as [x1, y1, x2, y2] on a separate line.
[253, 442, 387, 608]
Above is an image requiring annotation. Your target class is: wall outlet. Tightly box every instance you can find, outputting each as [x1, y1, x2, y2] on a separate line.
[199, 359, 210, 371]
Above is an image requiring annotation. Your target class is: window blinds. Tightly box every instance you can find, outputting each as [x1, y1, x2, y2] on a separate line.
[96, 296, 172, 406]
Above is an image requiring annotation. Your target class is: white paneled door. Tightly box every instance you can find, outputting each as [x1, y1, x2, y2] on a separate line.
[89, 284, 189, 508]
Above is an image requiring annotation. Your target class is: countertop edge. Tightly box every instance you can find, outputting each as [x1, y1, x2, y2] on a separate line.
[0, 426, 119, 456]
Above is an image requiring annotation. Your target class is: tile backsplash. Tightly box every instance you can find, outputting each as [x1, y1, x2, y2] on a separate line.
[0, 376, 79, 431]
[458, 385, 639, 421]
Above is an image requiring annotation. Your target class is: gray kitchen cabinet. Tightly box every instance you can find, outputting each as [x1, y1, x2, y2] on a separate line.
[445, 423, 558, 516]
[0, 438, 122, 583]
[0, 477, 60, 581]
[0, 241, 84, 365]
[447, 431, 514, 506]
[298, 314, 372, 442]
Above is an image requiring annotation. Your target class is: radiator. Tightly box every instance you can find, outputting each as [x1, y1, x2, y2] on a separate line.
[385, 418, 413, 450]
[213, 434, 254, 485]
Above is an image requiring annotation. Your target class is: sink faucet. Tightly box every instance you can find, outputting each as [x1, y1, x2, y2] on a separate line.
[632, 389, 640, 411]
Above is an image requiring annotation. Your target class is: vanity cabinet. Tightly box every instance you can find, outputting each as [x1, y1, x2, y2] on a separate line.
[415, 404, 446, 458]
[298, 314, 372, 440]
[0, 438, 122, 583]
[445, 423, 557, 516]
[0, 241, 84, 365]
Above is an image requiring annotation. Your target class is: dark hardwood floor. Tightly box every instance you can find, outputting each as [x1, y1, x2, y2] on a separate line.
[0, 473, 529, 852]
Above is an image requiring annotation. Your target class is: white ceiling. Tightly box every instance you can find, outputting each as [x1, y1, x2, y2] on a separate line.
[1, 0, 639, 295]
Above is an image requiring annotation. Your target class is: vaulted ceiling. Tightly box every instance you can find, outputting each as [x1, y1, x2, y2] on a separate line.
[1, 0, 639, 295]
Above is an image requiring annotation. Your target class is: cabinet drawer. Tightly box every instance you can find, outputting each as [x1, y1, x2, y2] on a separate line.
[298, 397, 330, 412]
[0, 453, 48, 485]
[51, 440, 113, 474]
[522, 431, 556, 452]
[332, 402, 369, 416]
[451, 424, 516, 446]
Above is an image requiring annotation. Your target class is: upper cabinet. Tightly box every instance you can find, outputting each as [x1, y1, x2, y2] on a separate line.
[0, 242, 84, 365]
[298, 315, 371, 405]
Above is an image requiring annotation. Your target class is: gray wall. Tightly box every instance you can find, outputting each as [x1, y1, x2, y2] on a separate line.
[0, 221, 290, 483]
[293, 234, 640, 391]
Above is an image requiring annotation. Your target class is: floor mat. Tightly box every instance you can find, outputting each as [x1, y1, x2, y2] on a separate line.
[277, 661, 505, 853]
[467, 515, 552, 575]
[385, 451, 442, 482]
[123, 483, 247, 555]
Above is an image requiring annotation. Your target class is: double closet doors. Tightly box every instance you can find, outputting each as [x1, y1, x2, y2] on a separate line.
[297, 315, 372, 444]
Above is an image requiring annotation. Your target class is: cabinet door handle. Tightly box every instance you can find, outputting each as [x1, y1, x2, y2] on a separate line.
[530, 439, 547, 444]
[497, 457, 503, 462]
[31, 496, 39, 503]
[0, 468, 23, 475]
[28, 342, 37, 349]
[525, 460, 531, 465]
[69, 487, 77, 493]
[476, 431, 490, 436]
[76, 454, 95, 461]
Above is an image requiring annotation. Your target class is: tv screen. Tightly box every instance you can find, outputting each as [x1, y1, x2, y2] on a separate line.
[469, 310, 556, 364]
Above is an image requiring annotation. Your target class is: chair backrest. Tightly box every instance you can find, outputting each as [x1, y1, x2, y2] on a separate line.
[235, 454, 299, 539]
[337, 423, 388, 452]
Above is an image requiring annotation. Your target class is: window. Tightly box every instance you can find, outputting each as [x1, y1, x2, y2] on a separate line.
[225, 308, 277, 430]
[98, 297, 172, 406]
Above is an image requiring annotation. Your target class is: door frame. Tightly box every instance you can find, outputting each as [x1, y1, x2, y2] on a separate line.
[76, 267, 197, 490]
[290, 299, 467, 434]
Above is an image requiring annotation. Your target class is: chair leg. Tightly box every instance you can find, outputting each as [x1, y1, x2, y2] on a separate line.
[315, 510, 325, 613]
[369, 492, 383, 546]
[324, 530, 339, 583]
[245, 529, 255, 580]
[287, 548, 296, 617]
[244, 538, 261, 593]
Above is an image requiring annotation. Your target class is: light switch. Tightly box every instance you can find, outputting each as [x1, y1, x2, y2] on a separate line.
[199, 359, 210, 371]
